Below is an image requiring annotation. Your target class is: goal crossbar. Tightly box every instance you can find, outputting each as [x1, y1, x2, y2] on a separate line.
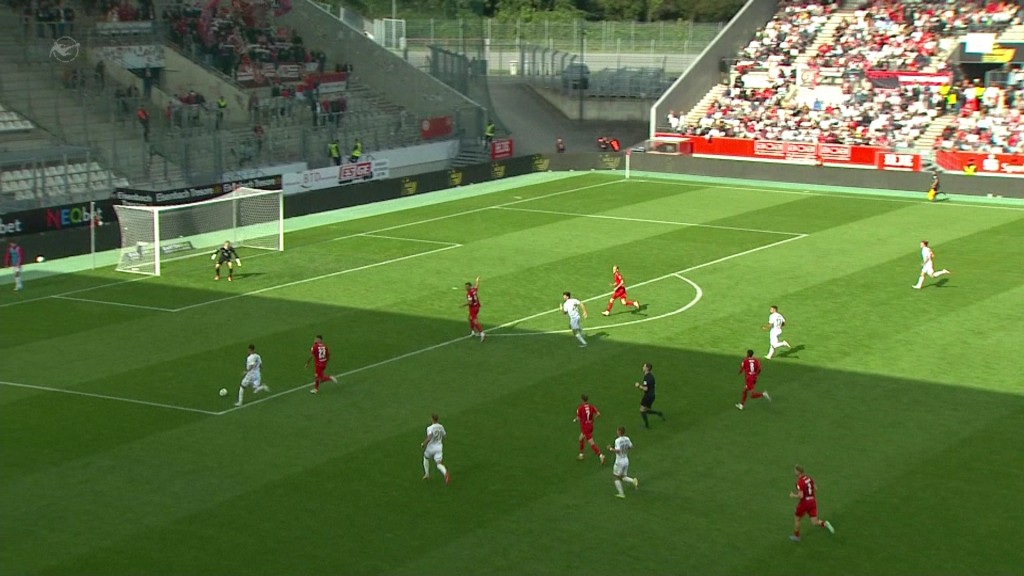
[114, 187, 284, 276]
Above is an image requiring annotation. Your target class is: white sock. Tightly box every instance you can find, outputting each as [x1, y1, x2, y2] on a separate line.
[15, 276, 23, 289]
[780, 341, 790, 348]
[614, 479, 624, 496]
[422, 458, 430, 476]
[623, 476, 634, 484]
[437, 463, 448, 476]
[236, 387, 244, 404]
[935, 269, 949, 277]
[576, 333, 587, 345]
[766, 348, 774, 359]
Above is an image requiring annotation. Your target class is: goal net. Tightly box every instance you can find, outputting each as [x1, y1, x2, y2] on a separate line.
[113, 187, 283, 275]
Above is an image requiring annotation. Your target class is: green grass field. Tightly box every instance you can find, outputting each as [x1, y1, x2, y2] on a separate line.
[2, 173, 1022, 575]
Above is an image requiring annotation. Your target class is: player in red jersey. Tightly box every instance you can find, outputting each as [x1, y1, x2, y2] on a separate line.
[305, 334, 338, 394]
[463, 276, 485, 342]
[602, 265, 640, 316]
[789, 465, 835, 541]
[574, 394, 606, 464]
[736, 349, 771, 410]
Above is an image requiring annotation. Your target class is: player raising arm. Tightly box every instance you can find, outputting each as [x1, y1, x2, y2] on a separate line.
[603, 265, 640, 316]
[789, 465, 835, 541]
[306, 334, 339, 394]
[912, 240, 950, 290]
[574, 394, 605, 464]
[211, 241, 241, 281]
[562, 291, 589, 347]
[463, 276, 485, 342]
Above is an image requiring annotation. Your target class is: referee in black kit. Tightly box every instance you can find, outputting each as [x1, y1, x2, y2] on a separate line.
[635, 362, 665, 428]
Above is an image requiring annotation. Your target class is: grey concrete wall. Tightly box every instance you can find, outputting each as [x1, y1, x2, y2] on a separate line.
[276, 0, 485, 137]
[649, 0, 779, 135]
[528, 86, 652, 122]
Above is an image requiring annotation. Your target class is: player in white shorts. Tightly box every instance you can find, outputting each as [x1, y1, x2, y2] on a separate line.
[421, 413, 450, 485]
[607, 425, 638, 498]
[235, 344, 269, 406]
[764, 305, 791, 360]
[562, 291, 589, 347]
[912, 240, 950, 289]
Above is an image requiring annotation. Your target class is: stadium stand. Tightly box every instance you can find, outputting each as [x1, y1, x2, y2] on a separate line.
[664, 0, 1022, 151]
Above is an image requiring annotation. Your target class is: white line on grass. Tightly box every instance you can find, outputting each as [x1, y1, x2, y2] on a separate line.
[0, 276, 152, 310]
[629, 177, 1024, 212]
[488, 275, 704, 337]
[170, 244, 462, 313]
[0, 380, 220, 416]
[329, 179, 619, 242]
[494, 206, 806, 236]
[52, 295, 177, 312]
[218, 233, 807, 415]
[357, 233, 462, 246]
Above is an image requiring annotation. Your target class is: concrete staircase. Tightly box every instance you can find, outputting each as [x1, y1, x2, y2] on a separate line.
[910, 115, 955, 157]
[795, 9, 857, 66]
[450, 141, 490, 168]
[683, 83, 727, 127]
[0, 21, 187, 190]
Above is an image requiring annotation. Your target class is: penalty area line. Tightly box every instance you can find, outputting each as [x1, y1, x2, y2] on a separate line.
[0, 380, 221, 416]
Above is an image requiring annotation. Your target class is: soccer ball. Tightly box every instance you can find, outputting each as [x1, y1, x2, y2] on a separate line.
[219, 388, 228, 397]
[35, 256, 45, 263]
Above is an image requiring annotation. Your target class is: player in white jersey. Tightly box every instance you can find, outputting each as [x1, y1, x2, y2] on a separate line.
[912, 240, 950, 289]
[764, 305, 791, 360]
[235, 344, 269, 406]
[421, 413, 450, 485]
[607, 426, 638, 498]
[562, 291, 589, 347]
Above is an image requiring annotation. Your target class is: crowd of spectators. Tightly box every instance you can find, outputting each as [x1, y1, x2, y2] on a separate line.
[671, 0, 1023, 151]
[937, 81, 1024, 153]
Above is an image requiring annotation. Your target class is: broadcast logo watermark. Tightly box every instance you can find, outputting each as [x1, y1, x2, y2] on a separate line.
[50, 36, 80, 63]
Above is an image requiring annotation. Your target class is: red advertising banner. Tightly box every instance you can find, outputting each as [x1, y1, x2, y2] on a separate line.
[865, 70, 952, 86]
[490, 138, 514, 160]
[876, 151, 923, 171]
[301, 71, 347, 95]
[420, 116, 454, 140]
[935, 150, 1024, 176]
[649, 135, 922, 171]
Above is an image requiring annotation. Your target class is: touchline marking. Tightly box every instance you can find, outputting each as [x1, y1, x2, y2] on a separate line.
[357, 233, 462, 247]
[171, 244, 461, 312]
[0, 276, 152, 310]
[329, 179, 619, 242]
[51, 295, 177, 312]
[220, 233, 806, 414]
[495, 206, 806, 236]
[0, 380, 220, 416]
[488, 275, 703, 337]
[629, 177, 1024, 212]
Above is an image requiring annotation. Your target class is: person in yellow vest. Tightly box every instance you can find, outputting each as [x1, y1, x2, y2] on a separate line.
[483, 120, 495, 150]
[963, 159, 977, 175]
[216, 96, 227, 130]
[946, 90, 957, 113]
[349, 138, 362, 163]
[328, 139, 341, 166]
[926, 171, 946, 202]
[938, 84, 951, 113]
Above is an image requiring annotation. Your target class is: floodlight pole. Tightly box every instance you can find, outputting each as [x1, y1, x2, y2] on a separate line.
[578, 20, 585, 123]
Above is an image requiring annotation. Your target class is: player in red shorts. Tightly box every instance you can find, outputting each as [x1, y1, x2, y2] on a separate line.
[736, 349, 771, 410]
[574, 394, 605, 464]
[789, 465, 835, 541]
[305, 334, 338, 394]
[602, 265, 640, 316]
[463, 276, 485, 342]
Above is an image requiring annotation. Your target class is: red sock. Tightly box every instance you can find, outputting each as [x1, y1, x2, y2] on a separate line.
[625, 300, 634, 306]
[579, 439, 585, 452]
[794, 529, 800, 537]
[741, 389, 748, 404]
[475, 320, 483, 332]
[314, 378, 321, 391]
[591, 442, 601, 456]
[751, 391, 763, 399]
[605, 302, 613, 312]
[820, 521, 827, 530]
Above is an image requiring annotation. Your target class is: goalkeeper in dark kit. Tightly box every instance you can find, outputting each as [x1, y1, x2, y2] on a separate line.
[212, 241, 241, 281]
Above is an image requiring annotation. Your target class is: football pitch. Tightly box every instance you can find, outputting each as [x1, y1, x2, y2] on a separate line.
[2, 172, 1022, 575]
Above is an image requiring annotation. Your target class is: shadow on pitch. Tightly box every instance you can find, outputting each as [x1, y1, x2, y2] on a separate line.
[776, 344, 806, 359]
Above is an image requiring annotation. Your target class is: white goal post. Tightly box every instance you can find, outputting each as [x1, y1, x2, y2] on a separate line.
[113, 187, 284, 276]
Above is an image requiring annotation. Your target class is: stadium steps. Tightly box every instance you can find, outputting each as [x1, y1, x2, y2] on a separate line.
[450, 142, 490, 168]
[683, 83, 727, 127]
[998, 24, 1024, 41]
[795, 9, 858, 66]
[911, 115, 955, 156]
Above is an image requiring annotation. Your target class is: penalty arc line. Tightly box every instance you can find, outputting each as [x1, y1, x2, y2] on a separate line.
[217, 233, 807, 415]
[488, 275, 704, 337]
[0, 380, 221, 416]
